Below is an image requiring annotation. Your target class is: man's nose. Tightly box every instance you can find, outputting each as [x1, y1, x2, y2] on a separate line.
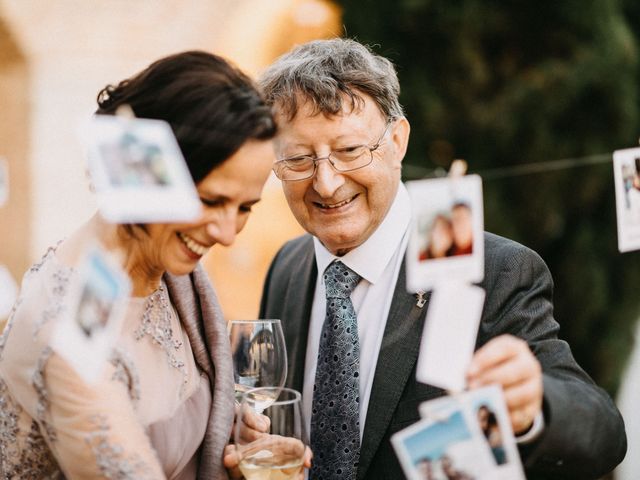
[312, 158, 345, 198]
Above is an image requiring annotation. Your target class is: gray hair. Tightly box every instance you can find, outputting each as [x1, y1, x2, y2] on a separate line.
[259, 38, 404, 121]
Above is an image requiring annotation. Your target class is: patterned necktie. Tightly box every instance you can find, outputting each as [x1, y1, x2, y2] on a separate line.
[310, 261, 362, 480]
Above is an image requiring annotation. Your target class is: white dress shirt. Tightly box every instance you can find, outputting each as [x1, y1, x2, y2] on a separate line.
[303, 182, 411, 439]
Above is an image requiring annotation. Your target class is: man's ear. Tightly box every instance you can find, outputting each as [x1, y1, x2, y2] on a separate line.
[390, 117, 410, 164]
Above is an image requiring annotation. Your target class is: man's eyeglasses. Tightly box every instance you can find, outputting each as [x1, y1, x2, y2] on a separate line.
[273, 121, 393, 182]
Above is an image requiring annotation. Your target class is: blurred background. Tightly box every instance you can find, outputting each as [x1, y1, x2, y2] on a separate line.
[0, 0, 638, 477]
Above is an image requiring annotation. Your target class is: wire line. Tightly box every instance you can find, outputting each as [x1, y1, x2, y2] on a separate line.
[403, 152, 614, 181]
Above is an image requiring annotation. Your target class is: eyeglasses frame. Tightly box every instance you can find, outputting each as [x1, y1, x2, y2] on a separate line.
[273, 119, 394, 182]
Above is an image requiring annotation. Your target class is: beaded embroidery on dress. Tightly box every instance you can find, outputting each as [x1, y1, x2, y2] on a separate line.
[0, 245, 201, 479]
[134, 283, 188, 389]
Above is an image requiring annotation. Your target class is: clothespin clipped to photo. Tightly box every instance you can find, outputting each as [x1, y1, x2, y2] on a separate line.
[447, 158, 468, 200]
[448, 158, 468, 178]
[115, 104, 136, 119]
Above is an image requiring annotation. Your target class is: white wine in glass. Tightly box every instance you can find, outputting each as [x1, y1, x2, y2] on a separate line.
[229, 319, 287, 405]
[236, 387, 307, 480]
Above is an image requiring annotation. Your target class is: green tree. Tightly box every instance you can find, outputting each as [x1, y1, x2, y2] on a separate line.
[339, 0, 640, 393]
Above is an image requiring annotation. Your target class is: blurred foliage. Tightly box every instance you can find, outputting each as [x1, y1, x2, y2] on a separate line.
[338, 0, 640, 394]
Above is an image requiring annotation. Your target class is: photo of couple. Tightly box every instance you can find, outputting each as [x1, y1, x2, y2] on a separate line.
[100, 130, 171, 188]
[418, 202, 473, 261]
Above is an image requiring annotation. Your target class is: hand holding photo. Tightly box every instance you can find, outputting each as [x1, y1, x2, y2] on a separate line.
[613, 147, 640, 252]
[406, 175, 484, 292]
[416, 282, 485, 392]
[51, 245, 131, 384]
[83, 114, 202, 223]
[0, 157, 8, 207]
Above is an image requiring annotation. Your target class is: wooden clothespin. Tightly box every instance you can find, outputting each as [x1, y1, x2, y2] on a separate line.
[115, 104, 136, 119]
[448, 158, 468, 178]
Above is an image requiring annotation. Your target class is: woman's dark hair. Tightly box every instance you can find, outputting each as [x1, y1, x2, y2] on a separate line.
[96, 50, 276, 184]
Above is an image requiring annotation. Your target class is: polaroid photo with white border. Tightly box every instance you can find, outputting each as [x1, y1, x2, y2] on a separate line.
[465, 386, 525, 479]
[392, 398, 495, 480]
[420, 386, 525, 480]
[0, 265, 18, 319]
[613, 147, 640, 252]
[406, 175, 484, 292]
[83, 114, 202, 223]
[416, 282, 485, 392]
[0, 156, 8, 207]
[51, 245, 131, 384]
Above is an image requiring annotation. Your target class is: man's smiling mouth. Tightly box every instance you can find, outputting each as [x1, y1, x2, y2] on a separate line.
[315, 194, 358, 209]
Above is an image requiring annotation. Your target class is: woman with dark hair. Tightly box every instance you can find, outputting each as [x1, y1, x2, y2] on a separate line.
[0, 51, 276, 479]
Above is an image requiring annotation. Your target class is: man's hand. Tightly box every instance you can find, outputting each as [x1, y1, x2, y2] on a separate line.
[223, 442, 313, 479]
[223, 404, 313, 479]
[466, 334, 543, 434]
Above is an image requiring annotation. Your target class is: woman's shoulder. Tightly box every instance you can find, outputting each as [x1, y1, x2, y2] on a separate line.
[0, 242, 75, 362]
[23, 241, 75, 308]
[6, 223, 107, 348]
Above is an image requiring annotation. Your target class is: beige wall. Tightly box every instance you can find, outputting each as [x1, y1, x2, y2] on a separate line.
[0, 0, 340, 320]
[202, 0, 342, 319]
[0, 17, 30, 280]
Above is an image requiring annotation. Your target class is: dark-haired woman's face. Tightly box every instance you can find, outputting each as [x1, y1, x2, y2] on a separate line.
[141, 139, 275, 276]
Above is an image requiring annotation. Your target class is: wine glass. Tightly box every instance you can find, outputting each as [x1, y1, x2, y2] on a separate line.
[236, 387, 307, 480]
[229, 319, 287, 404]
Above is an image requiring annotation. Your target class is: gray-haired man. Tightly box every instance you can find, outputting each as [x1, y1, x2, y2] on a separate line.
[256, 38, 625, 480]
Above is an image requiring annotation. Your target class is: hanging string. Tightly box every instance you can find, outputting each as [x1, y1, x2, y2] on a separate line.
[403, 152, 613, 181]
[478, 153, 613, 180]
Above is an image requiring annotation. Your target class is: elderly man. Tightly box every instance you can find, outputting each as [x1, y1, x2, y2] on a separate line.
[257, 38, 626, 480]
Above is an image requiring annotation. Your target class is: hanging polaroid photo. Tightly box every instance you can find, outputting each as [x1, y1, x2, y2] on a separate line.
[0, 265, 18, 319]
[392, 397, 495, 480]
[0, 156, 8, 207]
[51, 245, 131, 384]
[83, 114, 202, 224]
[419, 386, 526, 480]
[613, 147, 640, 252]
[405, 175, 484, 292]
[416, 282, 485, 392]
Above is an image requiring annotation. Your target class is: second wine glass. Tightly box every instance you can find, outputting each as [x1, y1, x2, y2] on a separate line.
[236, 387, 307, 480]
[228, 319, 288, 404]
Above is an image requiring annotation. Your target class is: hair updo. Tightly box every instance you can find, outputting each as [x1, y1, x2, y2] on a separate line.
[96, 50, 276, 184]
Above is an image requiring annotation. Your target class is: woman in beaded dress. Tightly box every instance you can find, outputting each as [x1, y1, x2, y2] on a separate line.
[0, 51, 277, 479]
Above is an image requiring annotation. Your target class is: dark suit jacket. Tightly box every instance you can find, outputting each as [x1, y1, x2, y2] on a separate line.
[260, 232, 626, 480]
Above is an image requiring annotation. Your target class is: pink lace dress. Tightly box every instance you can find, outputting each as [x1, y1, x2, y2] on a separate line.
[0, 248, 213, 479]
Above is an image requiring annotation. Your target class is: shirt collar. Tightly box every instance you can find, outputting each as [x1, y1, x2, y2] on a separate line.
[314, 183, 411, 285]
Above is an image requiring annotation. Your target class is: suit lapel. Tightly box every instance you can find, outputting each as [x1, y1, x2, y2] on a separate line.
[358, 261, 430, 480]
[282, 242, 317, 393]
